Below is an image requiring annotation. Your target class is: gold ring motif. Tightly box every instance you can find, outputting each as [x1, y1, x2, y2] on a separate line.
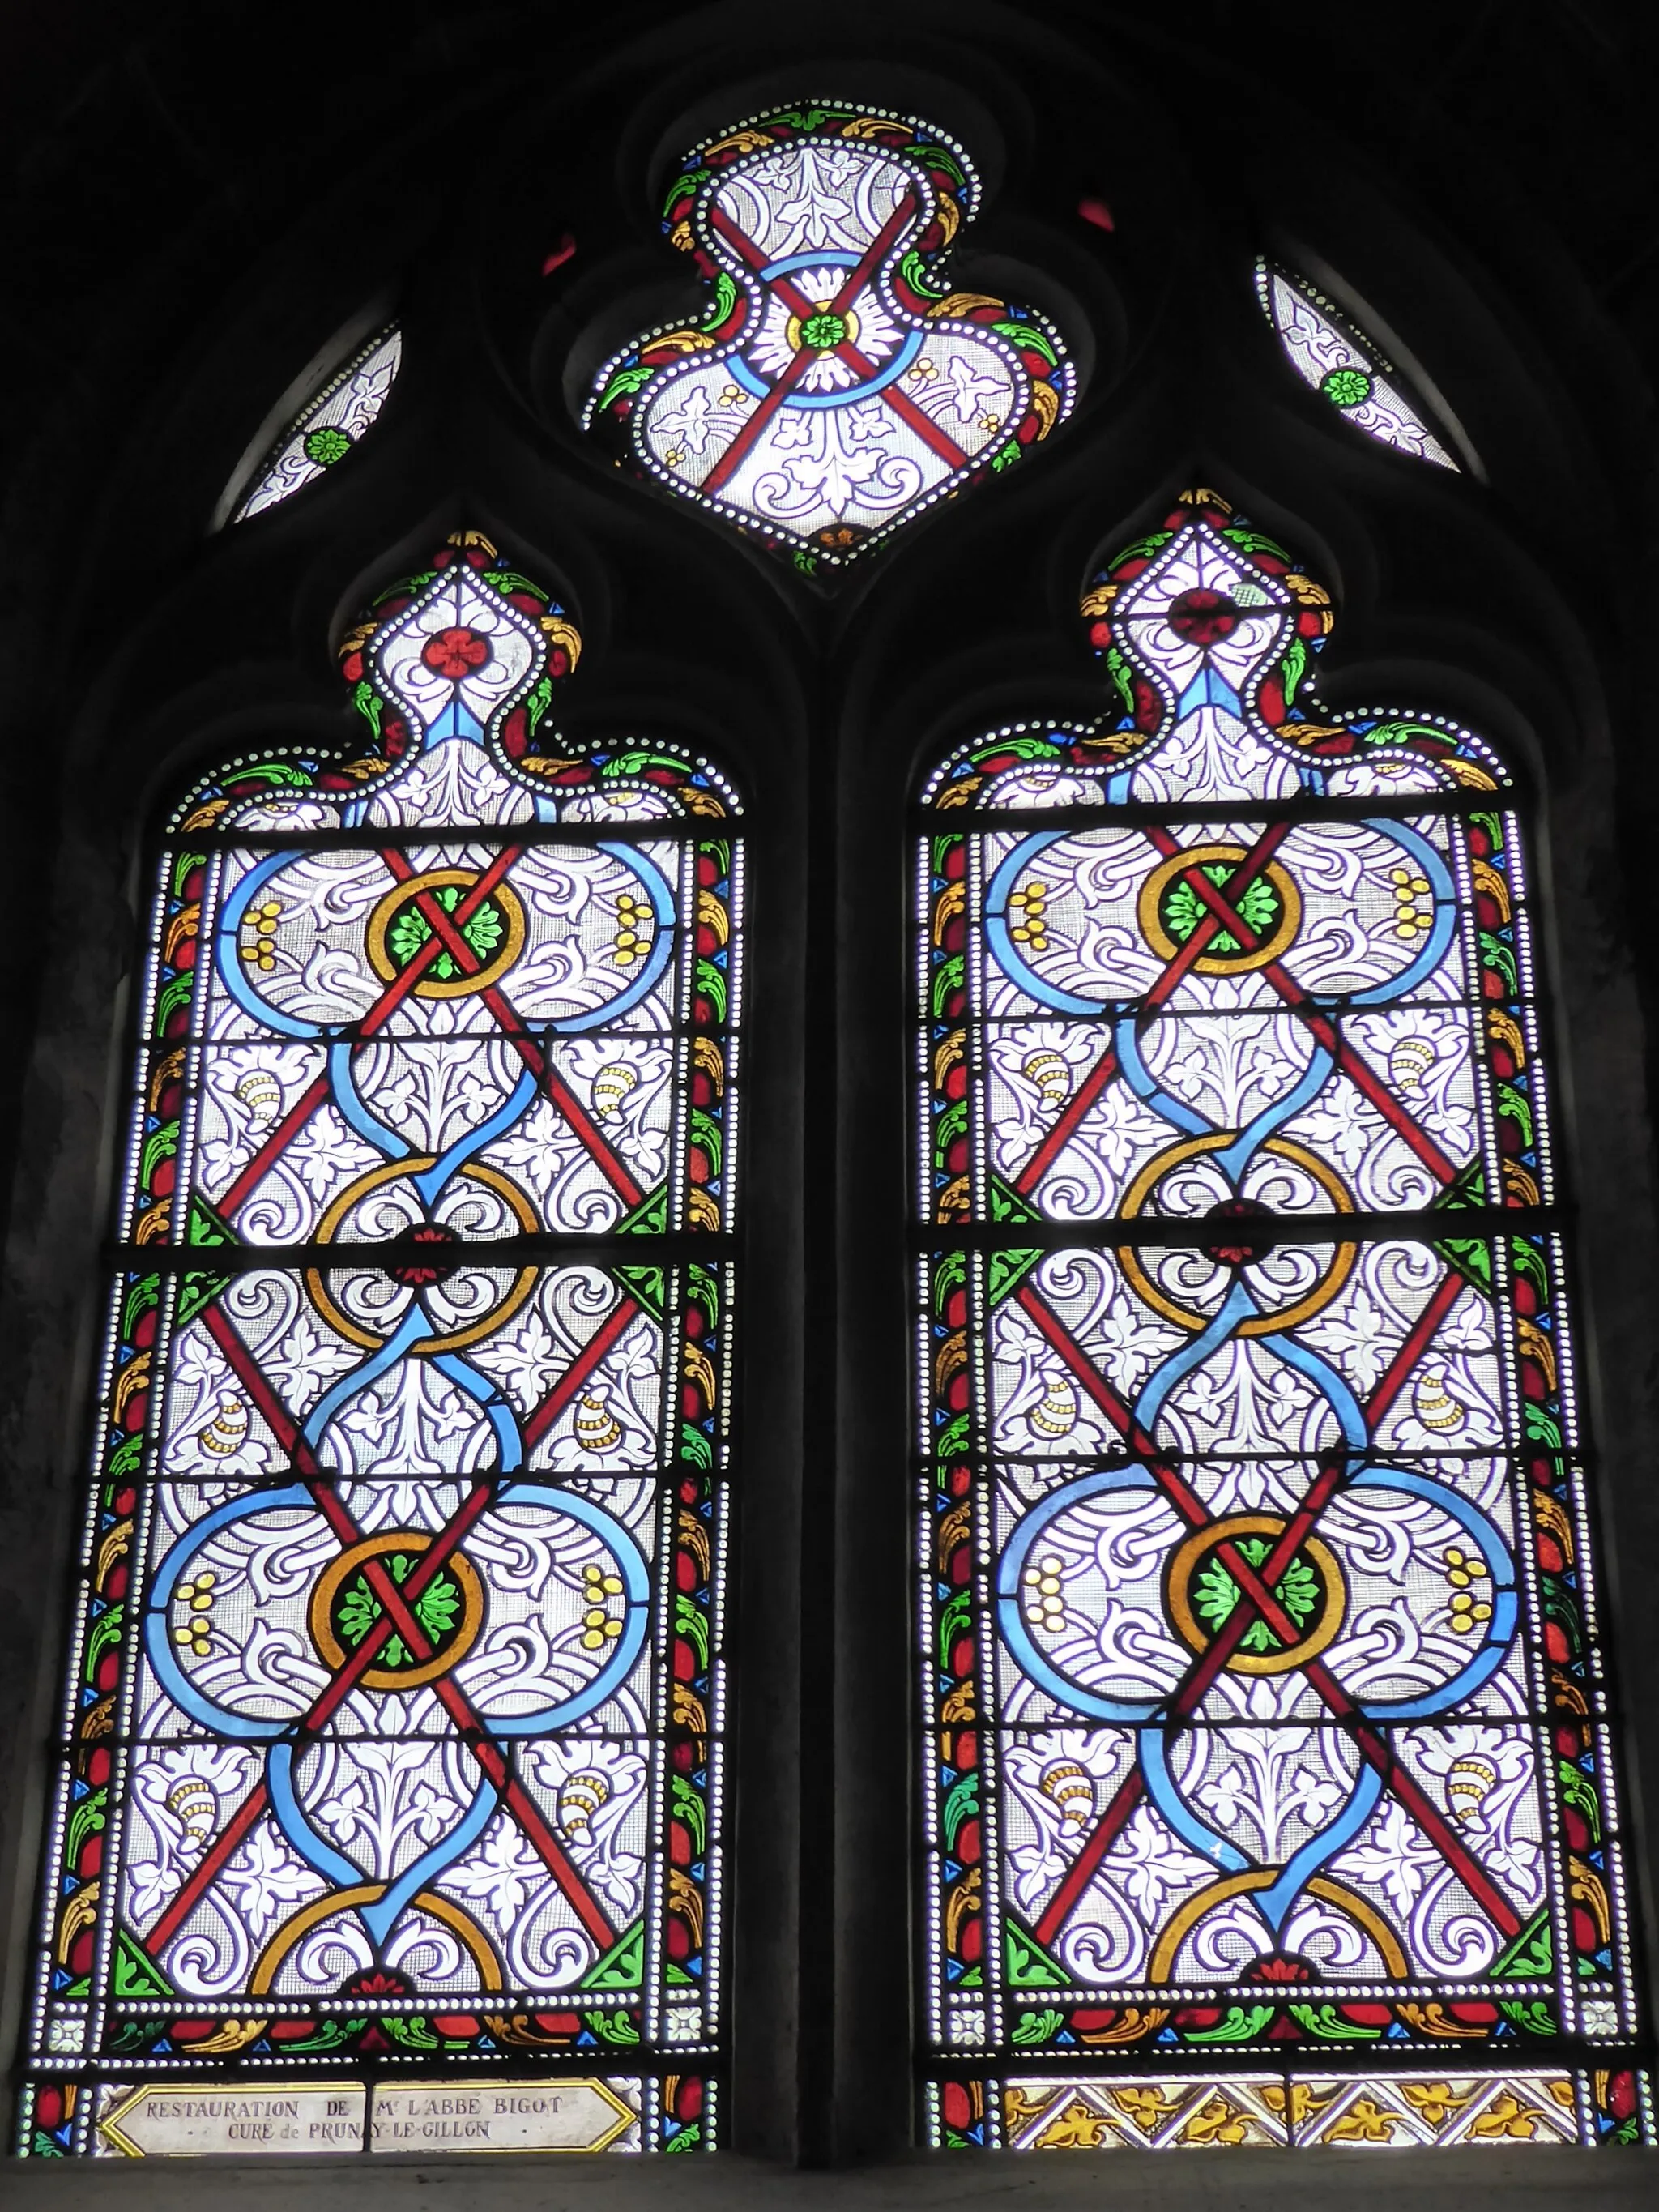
[250, 1884, 501, 1995]
[305, 1155, 539, 1353]
[1117, 1132, 1355, 1337]
[1148, 1870, 1407, 1983]
[1137, 841, 1302, 973]
[309, 1529, 486, 1692]
[366, 867, 527, 999]
[1164, 1510, 1346, 1678]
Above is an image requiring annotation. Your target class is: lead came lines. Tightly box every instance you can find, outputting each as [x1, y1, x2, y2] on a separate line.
[919, 492, 1648, 2146]
[24, 534, 737, 2156]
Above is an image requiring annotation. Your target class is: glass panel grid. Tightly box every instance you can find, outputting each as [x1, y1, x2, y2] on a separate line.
[915, 493, 1650, 2150]
[21, 536, 737, 2158]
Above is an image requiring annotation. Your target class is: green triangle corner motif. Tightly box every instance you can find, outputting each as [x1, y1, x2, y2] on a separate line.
[1005, 1915, 1068, 1989]
[113, 1925, 176, 2001]
[1491, 1903, 1553, 1982]
[578, 1918, 643, 1991]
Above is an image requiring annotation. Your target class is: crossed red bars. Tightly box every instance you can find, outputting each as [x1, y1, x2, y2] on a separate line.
[147, 1313, 617, 1960]
[147, 840, 665, 1965]
[989, 823, 1520, 1952]
[218, 846, 644, 1223]
[699, 192, 969, 497]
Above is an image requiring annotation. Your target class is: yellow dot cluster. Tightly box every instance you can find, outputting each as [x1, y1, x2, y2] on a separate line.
[581, 1561, 625, 1651]
[1449, 1591, 1494, 1634]
[1444, 1546, 1493, 1635]
[1389, 865, 1433, 940]
[1009, 881, 1049, 953]
[241, 898, 283, 972]
[1023, 1553, 1066, 1636]
[173, 1571, 215, 1657]
[612, 892, 653, 967]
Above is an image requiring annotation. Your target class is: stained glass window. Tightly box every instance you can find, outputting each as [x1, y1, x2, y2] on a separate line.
[229, 324, 403, 523]
[1256, 263, 1456, 471]
[20, 532, 737, 2159]
[916, 490, 1650, 2152]
[585, 103, 1075, 574]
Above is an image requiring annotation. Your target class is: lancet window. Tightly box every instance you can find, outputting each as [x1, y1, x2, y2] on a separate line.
[22, 535, 738, 2159]
[915, 493, 1648, 2151]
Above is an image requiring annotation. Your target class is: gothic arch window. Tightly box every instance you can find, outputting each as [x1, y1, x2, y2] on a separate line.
[915, 493, 1648, 2150]
[20, 536, 739, 2158]
[3, 14, 1657, 2193]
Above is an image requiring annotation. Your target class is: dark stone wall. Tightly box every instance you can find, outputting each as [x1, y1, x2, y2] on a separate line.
[0, 0, 1654, 2187]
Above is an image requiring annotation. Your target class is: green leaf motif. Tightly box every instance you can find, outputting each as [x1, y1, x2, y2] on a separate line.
[579, 1919, 644, 1991]
[336, 1582, 377, 1646]
[936, 1588, 971, 1672]
[1184, 2002, 1277, 2043]
[702, 272, 739, 330]
[1523, 1403, 1563, 1454]
[335, 1557, 459, 1668]
[303, 425, 353, 468]
[1479, 929, 1519, 994]
[1192, 1539, 1317, 1655]
[599, 362, 656, 411]
[1004, 1919, 1068, 1988]
[113, 1926, 176, 2001]
[899, 248, 951, 301]
[86, 1603, 125, 1666]
[1162, 864, 1279, 953]
[523, 673, 553, 735]
[1221, 525, 1293, 562]
[941, 1772, 979, 1851]
[696, 958, 727, 1021]
[672, 1774, 707, 1856]
[155, 972, 194, 1030]
[987, 1248, 1042, 1309]
[992, 320, 1059, 365]
[140, 1125, 180, 1186]
[1105, 644, 1135, 716]
[352, 678, 385, 741]
[1288, 2001, 1381, 2041]
[934, 1413, 970, 1458]
[1497, 1087, 1534, 1147]
[66, 1787, 108, 1864]
[415, 1578, 460, 1642]
[675, 1594, 710, 1671]
[680, 1422, 714, 1467]
[1511, 1237, 1550, 1299]
[1491, 1903, 1554, 1981]
[931, 954, 965, 1018]
[388, 886, 504, 981]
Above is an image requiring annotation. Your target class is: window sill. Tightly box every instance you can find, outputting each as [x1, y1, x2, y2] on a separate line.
[1, 2146, 1654, 2209]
